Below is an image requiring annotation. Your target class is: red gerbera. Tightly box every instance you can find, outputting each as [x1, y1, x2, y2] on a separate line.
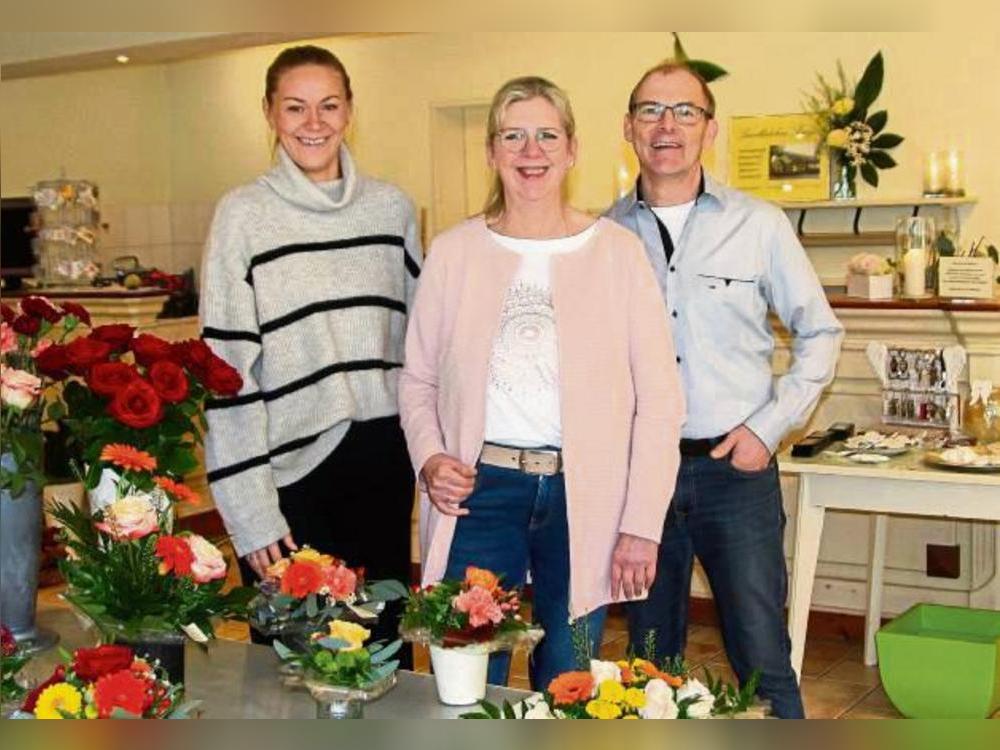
[155, 535, 195, 576]
[93, 669, 150, 718]
[280, 560, 324, 598]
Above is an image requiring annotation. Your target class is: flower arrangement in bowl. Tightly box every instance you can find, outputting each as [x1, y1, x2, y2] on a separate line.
[49, 445, 255, 682]
[15, 643, 199, 719]
[42, 326, 242, 496]
[273, 620, 402, 719]
[401, 566, 542, 706]
[248, 546, 408, 644]
[803, 51, 904, 198]
[846, 252, 895, 300]
[464, 655, 766, 720]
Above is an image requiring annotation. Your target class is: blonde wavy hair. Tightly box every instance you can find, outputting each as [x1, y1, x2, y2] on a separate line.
[483, 76, 576, 220]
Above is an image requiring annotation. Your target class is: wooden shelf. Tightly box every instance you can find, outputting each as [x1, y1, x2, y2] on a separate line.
[801, 231, 895, 247]
[777, 196, 978, 210]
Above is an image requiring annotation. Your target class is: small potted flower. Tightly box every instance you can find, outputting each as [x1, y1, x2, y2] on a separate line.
[50, 445, 255, 683]
[15, 643, 199, 719]
[846, 252, 895, 300]
[401, 566, 541, 706]
[273, 619, 401, 719]
[248, 546, 407, 646]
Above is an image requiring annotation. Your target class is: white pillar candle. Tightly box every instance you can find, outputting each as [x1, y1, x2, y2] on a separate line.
[903, 246, 927, 297]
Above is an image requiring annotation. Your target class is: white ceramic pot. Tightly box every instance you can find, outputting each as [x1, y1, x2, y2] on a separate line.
[429, 643, 489, 706]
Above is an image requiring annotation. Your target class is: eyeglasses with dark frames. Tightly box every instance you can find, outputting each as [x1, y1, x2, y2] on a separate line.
[630, 101, 713, 125]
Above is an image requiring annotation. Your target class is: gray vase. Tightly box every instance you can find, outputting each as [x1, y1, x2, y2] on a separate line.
[0, 452, 43, 642]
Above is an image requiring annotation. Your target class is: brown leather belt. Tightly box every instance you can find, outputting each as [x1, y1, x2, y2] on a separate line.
[479, 443, 563, 476]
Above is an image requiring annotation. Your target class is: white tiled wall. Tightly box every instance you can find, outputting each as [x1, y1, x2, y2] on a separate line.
[96, 201, 216, 282]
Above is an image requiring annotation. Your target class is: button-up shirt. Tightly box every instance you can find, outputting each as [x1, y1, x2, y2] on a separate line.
[607, 170, 844, 452]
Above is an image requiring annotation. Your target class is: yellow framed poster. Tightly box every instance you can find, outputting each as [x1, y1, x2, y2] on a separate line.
[728, 114, 830, 201]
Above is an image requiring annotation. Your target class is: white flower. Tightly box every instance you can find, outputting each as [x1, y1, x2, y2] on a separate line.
[589, 659, 621, 693]
[676, 678, 715, 719]
[848, 252, 891, 276]
[641, 678, 679, 719]
[522, 695, 555, 719]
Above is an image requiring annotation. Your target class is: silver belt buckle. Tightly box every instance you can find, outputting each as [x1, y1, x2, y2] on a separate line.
[519, 449, 560, 475]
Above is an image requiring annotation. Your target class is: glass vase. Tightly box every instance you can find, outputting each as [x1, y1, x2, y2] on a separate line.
[829, 149, 857, 200]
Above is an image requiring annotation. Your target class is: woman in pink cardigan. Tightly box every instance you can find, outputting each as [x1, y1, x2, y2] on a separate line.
[399, 76, 685, 690]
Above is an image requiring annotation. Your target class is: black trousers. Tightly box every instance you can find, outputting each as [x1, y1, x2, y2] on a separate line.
[239, 416, 415, 668]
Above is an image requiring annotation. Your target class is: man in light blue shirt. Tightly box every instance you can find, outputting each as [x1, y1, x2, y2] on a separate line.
[608, 61, 844, 718]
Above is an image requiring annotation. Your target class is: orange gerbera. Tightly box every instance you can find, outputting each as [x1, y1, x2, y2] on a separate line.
[154, 476, 199, 504]
[547, 671, 594, 706]
[100, 443, 157, 472]
[634, 659, 683, 687]
[464, 566, 500, 593]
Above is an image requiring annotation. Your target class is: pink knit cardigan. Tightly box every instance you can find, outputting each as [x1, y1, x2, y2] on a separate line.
[398, 216, 685, 618]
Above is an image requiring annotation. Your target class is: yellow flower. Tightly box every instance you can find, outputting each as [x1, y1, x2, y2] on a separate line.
[326, 620, 371, 652]
[624, 687, 646, 709]
[622, 715, 640, 719]
[832, 97, 855, 116]
[292, 547, 334, 566]
[34, 683, 83, 719]
[597, 679, 626, 704]
[826, 129, 849, 148]
[585, 699, 623, 720]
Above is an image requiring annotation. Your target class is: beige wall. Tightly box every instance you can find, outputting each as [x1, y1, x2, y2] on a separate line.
[3, 31, 999, 252]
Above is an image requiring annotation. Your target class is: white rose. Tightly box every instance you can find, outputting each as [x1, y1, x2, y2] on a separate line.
[677, 678, 715, 719]
[589, 659, 621, 693]
[522, 695, 555, 719]
[686, 698, 714, 719]
[641, 678, 679, 719]
[187, 533, 228, 583]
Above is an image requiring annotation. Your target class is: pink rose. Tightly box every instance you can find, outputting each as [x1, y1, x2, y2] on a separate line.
[1, 365, 42, 410]
[453, 585, 504, 628]
[95, 495, 159, 541]
[322, 564, 358, 601]
[0, 323, 15, 355]
[186, 534, 227, 583]
[31, 338, 52, 358]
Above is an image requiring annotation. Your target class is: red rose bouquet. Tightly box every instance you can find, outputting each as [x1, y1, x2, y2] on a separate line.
[1, 297, 90, 495]
[17, 643, 199, 719]
[47, 326, 243, 488]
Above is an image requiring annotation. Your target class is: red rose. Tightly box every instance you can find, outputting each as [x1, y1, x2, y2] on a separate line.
[108, 378, 164, 429]
[1, 624, 15, 656]
[130, 333, 174, 368]
[20, 296, 63, 323]
[72, 644, 135, 682]
[155, 535, 194, 576]
[0, 304, 15, 324]
[87, 361, 139, 397]
[175, 339, 212, 379]
[65, 336, 113, 373]
[21, 664, 66, 712]
[60, 301, 92, 326]
[34, 343, 71, 378]
[204, 355, 243, 396]
[11, 315, 40, 336]
[90, 324, 136, 350]
[148, 360, 189, 403]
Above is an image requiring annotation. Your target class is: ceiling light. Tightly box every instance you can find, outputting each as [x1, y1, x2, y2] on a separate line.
[116, 55, 130, 64]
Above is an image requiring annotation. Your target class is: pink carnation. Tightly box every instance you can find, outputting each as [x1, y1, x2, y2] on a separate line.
[453, 586, 503, 628]
[322, 564, 358, 601]
[0, 323, 15, 355]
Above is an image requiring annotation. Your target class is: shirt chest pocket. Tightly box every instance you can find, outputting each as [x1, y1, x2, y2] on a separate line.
[693, 269, 764, 319]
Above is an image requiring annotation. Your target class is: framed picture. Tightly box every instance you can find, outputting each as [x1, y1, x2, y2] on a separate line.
[728, 114, 830, 201]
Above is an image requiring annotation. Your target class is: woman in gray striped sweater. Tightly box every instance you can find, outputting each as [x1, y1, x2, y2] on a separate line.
[200, 46, 421, 655]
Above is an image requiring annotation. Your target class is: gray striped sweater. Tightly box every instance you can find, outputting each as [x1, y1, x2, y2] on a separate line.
[200, 144, 421, 556]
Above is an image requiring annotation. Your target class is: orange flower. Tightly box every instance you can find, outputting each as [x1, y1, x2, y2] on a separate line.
[464, 566, 499, 593]
[280, 560, 323, 598]
[547, 671, 594, 706]
[154, 476, 199, 504]
[633, 658, 683, 687]
[100, 444, 157, 472]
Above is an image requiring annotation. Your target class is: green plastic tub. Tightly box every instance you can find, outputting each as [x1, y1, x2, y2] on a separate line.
[876, 603, 1000, 718]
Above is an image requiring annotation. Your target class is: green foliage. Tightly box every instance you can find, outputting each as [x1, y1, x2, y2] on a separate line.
[274, 636, 400, 689]
[50, 501, 253, 640]
[851, 51, 884, 118]
[704, 667, 762, 716]
[671, 32, 729, 83]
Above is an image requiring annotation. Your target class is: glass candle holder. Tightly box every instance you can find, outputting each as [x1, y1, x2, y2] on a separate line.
[945, 149, 965, 197]
[895, 216, 936, 298]
[923, 152, 946, 197]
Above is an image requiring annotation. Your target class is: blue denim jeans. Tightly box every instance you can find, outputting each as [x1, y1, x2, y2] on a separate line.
[625, 455, 805, 718]
[444, 462, 607, 690]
